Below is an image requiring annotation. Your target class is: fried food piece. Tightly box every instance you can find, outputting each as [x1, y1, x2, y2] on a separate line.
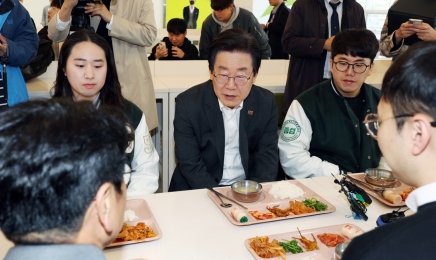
[400, 187, 415, 201]
[249, 236, 286, 260]
[292, 228, 319, 251]
[317, 233, 345, 247]
[116, 222, 156, 242]
[249, 210, 277, 220]
[289, 200, 316, 215]
[267, 205, 292, 217]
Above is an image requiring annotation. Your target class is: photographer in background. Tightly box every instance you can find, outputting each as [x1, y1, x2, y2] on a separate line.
[48, 0, 159, 131]
[0, 0, 38, 111]
[380, 0, 436, 61]
[148, 18, 199, 60]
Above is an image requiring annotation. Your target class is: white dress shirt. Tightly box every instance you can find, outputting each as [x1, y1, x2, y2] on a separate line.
[218, 99, 245, 185]
[406, 182, 436, 212]
[323, 0, 343, 79]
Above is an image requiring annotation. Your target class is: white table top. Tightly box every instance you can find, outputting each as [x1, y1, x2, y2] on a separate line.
[0, 176, 402, 260]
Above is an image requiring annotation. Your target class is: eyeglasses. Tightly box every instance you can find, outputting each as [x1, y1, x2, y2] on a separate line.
[213, 71, 253, 86]
[123, 164, 135, 188]
[332, 61, 371, 74]
[363, 113, 436, 139]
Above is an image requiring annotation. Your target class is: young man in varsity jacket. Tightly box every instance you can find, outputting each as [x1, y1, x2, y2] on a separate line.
[279, 29, 382, 179]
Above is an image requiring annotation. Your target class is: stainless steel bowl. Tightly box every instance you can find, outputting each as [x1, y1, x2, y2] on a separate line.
[335, 241, 350, 260]
[364, 168, 397, 187]
[231, 180, 262, 203]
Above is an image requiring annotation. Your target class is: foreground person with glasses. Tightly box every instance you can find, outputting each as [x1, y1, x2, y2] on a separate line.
[169, 29, 278, 191]
[279, 29, 382, 179]
[342, 41, 436, 260]
[0, 99, 129, 259]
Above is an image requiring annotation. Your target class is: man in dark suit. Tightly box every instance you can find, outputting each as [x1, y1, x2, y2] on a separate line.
[183, 0, 199, 29]
[342, 42, 436, 259]
[169, 29, 278, 191]
[261, 0, 289, 59]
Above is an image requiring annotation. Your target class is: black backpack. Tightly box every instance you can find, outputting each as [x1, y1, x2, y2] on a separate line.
[20, 27, 54, 82]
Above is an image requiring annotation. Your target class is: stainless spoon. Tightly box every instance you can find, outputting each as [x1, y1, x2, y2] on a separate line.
[207, 187, 232, 208]
[216, 193, 232, 208]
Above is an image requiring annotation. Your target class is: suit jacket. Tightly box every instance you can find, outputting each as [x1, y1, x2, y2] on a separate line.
[342, 201, 436, 260]
[183, 6, 199, 29]
[48, 0, 159, 130]
[281, 0, 365, 115]
[169, 80, 278, 191]
[264, 2, 289, 59]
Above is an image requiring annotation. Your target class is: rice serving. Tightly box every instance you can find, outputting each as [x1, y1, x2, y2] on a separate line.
[268, 181, 305, 199]
[124, 209, 138, 222]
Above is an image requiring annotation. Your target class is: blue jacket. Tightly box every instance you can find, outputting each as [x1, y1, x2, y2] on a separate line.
[0, 0, 38, 106]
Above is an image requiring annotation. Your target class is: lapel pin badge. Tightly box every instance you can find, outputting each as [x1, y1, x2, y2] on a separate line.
[248, 110, 254, 115]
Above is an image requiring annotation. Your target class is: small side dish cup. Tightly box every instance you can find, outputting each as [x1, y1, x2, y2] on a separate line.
[364, 168, 397, 187]
[231, 180, 262, 203]
[335, 241, 350, 260]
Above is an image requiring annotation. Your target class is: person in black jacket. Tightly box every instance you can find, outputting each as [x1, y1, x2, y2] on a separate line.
[148, 18, 198, 60]
[261, 0, 289, 59]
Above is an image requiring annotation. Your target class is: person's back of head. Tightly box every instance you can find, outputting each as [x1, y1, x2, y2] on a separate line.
[382, 41, 436, 126]
[0, 99, 130, 247]
[211, 0, 233, 11]
[331, 29, 379, 63]
[375, 42, 436, 187]
[167, 18, 187, 35]
[208, 29, 261, 76]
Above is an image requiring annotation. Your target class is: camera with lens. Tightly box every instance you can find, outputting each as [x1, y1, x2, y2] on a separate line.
[59, 0, 101, 32]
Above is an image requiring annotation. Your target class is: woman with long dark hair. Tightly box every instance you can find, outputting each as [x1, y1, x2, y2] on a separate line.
[52, 30, 159, 195]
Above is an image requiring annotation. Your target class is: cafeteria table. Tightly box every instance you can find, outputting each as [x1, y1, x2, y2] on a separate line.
[0, 176, 411, 260]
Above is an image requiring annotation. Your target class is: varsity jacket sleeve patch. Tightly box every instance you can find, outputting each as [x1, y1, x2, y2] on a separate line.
[279, 100, 339, 178]
[128, 114, 160, 195]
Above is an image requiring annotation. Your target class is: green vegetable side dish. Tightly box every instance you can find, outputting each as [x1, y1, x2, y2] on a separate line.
[302, 198, 328, 211]
[279, 239, 304, 254]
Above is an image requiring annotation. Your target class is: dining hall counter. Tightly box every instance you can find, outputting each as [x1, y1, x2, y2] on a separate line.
[25, 59, 391, 192]
[0, 176, 404, 260]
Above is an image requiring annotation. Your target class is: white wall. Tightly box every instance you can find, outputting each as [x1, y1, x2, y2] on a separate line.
[22, 0, 259, 31]
[22, 0, 49, 30]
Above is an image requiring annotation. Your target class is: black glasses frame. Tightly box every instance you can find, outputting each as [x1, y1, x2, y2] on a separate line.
[364, 113, 436, 139]
[332, 61, 370, 74]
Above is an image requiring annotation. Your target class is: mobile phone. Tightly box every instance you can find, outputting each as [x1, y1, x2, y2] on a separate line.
[408, 19, 423, 25]
[158, 41, 167, 50]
